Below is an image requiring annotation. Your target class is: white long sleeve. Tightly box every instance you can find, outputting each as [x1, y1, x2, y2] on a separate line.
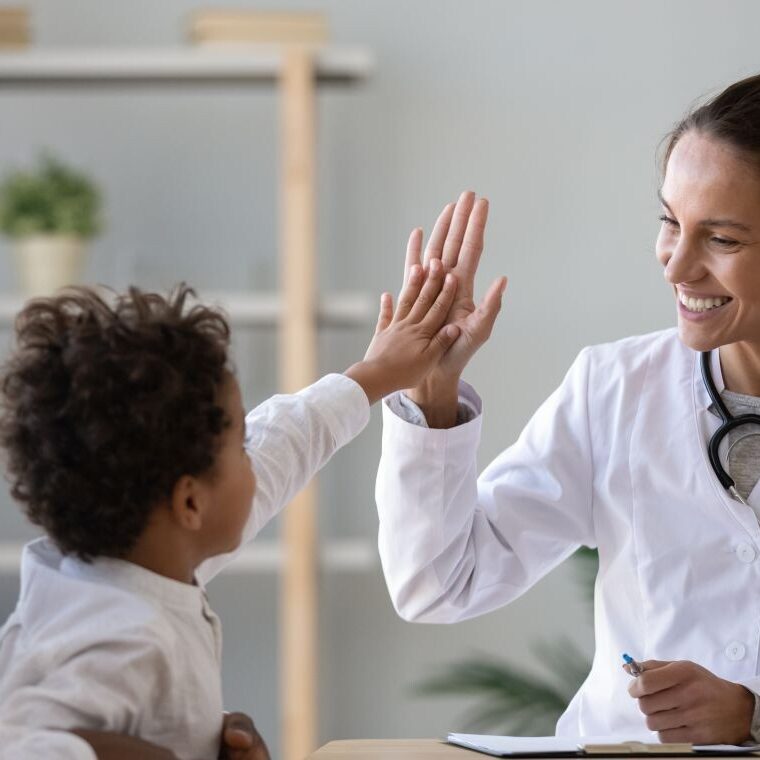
[198, 373, 370, 583]
[376, 349, 596, 623]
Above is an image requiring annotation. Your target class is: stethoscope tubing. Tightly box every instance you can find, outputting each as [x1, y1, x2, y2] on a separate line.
[700, 350, 760, 505]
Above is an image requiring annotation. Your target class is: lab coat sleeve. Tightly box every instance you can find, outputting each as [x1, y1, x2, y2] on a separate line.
[0, 723, 96, 760]
[0, 630, 174, 740]
[376, 348, 596, 623]
[741, 676, 760, 696]
[197, 373, 370, 583]
[739, 677, 760, 742]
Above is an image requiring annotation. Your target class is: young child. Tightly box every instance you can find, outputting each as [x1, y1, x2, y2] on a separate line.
[0, 258, 460, 760]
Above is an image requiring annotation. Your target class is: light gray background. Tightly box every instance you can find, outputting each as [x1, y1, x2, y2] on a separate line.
[0, 0, 756, 755]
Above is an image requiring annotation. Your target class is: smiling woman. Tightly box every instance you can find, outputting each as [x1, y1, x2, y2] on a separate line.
[375, 73, 760, 746]
[658, 117, 760, 394]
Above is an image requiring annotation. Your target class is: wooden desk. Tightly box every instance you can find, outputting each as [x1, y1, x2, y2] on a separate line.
[307, 741, 759, 760]
[307, 740, 469, 758]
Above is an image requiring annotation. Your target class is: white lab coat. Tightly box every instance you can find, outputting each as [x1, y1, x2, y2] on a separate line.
[376, 328, 760, 737]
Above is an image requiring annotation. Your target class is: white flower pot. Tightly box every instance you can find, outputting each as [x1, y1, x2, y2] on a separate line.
[13, 235, 87, 297]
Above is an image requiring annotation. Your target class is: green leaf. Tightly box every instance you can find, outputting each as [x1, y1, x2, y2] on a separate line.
[0, 153, 102, 239]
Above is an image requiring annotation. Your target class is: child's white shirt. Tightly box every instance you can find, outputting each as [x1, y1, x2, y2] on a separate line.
[0, 374, 370, 760]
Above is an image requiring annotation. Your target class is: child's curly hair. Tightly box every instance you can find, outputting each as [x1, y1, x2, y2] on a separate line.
[0, 284, 232, 561]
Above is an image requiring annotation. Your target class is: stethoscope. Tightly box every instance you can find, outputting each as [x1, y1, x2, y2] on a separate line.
[700, 350, 760, 506]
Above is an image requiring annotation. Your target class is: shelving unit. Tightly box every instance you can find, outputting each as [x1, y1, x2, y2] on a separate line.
[0, 539, 377, 574]
[0, 291, 376, 326]
[0, 45, 373, 760]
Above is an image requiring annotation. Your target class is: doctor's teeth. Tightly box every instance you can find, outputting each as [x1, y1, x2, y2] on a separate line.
[678, 293, 730, 312]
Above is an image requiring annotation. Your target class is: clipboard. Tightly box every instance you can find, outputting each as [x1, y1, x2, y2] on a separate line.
[447, 733, 760, 757]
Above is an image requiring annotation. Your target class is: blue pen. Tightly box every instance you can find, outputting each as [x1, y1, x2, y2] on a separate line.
[622, 653, 643, 677]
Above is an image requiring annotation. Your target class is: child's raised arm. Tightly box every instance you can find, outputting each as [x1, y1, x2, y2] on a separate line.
[197, 233, 461, 583]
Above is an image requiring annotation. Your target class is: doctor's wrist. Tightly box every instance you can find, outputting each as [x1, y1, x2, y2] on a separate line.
[406, 374, 460, 429]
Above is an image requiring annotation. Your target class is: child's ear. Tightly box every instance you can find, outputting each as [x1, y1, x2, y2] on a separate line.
[169, 475, 206, 532]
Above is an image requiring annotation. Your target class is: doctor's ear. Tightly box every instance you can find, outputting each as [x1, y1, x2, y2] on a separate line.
[169, 475, 206, 532]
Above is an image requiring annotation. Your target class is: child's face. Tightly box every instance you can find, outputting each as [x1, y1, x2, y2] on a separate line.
[199, 374, 256, 557]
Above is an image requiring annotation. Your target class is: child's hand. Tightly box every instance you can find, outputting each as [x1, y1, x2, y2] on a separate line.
[344, 255, 460, 403]
[218, 712, 270, 760]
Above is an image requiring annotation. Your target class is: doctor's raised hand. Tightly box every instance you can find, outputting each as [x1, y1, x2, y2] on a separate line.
[402, 191, 507, 428]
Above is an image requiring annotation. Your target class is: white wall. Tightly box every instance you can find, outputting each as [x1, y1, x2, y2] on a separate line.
[0, 0, 758, 755]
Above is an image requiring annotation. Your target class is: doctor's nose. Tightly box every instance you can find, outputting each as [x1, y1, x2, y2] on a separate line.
[659, 238, 706, 286]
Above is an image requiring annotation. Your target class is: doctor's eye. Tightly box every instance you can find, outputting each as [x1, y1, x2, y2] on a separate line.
[658, 214, 679, 228]
[711, 236, 741, 250]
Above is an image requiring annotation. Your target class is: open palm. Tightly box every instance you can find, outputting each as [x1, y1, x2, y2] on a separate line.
[403, 191, 507, 382]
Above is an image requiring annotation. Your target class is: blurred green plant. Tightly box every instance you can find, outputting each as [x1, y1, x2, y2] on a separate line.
[0, 154, 102, 239]
[414, 546, 598, 735]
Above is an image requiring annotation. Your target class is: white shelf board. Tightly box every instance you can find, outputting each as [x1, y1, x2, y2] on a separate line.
[0, 47, 372, 85]
[0, 539, 377, 575]
[0, 291, 376, 327]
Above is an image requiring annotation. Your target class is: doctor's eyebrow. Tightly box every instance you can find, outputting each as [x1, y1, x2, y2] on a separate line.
[657, 190, 753, 232]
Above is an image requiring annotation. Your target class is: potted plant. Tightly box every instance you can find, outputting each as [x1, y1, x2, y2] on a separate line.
[0, 154, 102, 296]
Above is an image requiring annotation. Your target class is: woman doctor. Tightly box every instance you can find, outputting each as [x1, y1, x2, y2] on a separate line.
[376, 74, 760, 744]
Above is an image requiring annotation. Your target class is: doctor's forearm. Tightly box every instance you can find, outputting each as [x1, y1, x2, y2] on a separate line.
[406, 374, 460, 428]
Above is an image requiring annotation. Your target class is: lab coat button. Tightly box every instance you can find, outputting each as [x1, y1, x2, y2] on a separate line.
[725, 642, 746, 661]
[736, 543, 756, 563]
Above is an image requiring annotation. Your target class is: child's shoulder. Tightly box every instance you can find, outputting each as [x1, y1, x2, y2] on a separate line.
[14, 539, 182, 660]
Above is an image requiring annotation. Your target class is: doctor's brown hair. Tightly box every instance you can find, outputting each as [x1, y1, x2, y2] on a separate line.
[663, 73, 760, 170]
[0, 285, 232, 561]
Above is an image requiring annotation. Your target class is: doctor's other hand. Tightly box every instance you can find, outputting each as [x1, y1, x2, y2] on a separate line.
[627, 659, 755, 744]
[219, 712, 270, 760]
[344, 258, 461, 404]
[404, 191, 507, 427]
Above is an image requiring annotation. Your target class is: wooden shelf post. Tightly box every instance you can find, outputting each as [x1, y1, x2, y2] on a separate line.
[279, 47, 318, 760]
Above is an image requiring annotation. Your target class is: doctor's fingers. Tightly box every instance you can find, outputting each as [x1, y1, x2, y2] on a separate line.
[651, 712, 719, 746]
[644, 707, 695, 736]
[627, 661, 683, 698]
[440, 191, 476, 269]
[449, 197, 489, 288]
[421, 202, 455, 270]
[635, 683, 689, 716]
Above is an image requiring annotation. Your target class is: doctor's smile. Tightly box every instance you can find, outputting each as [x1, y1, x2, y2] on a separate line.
[676, 290, 732, 319]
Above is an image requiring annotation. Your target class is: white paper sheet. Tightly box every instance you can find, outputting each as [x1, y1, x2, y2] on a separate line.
[447, 733, 760, 757]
